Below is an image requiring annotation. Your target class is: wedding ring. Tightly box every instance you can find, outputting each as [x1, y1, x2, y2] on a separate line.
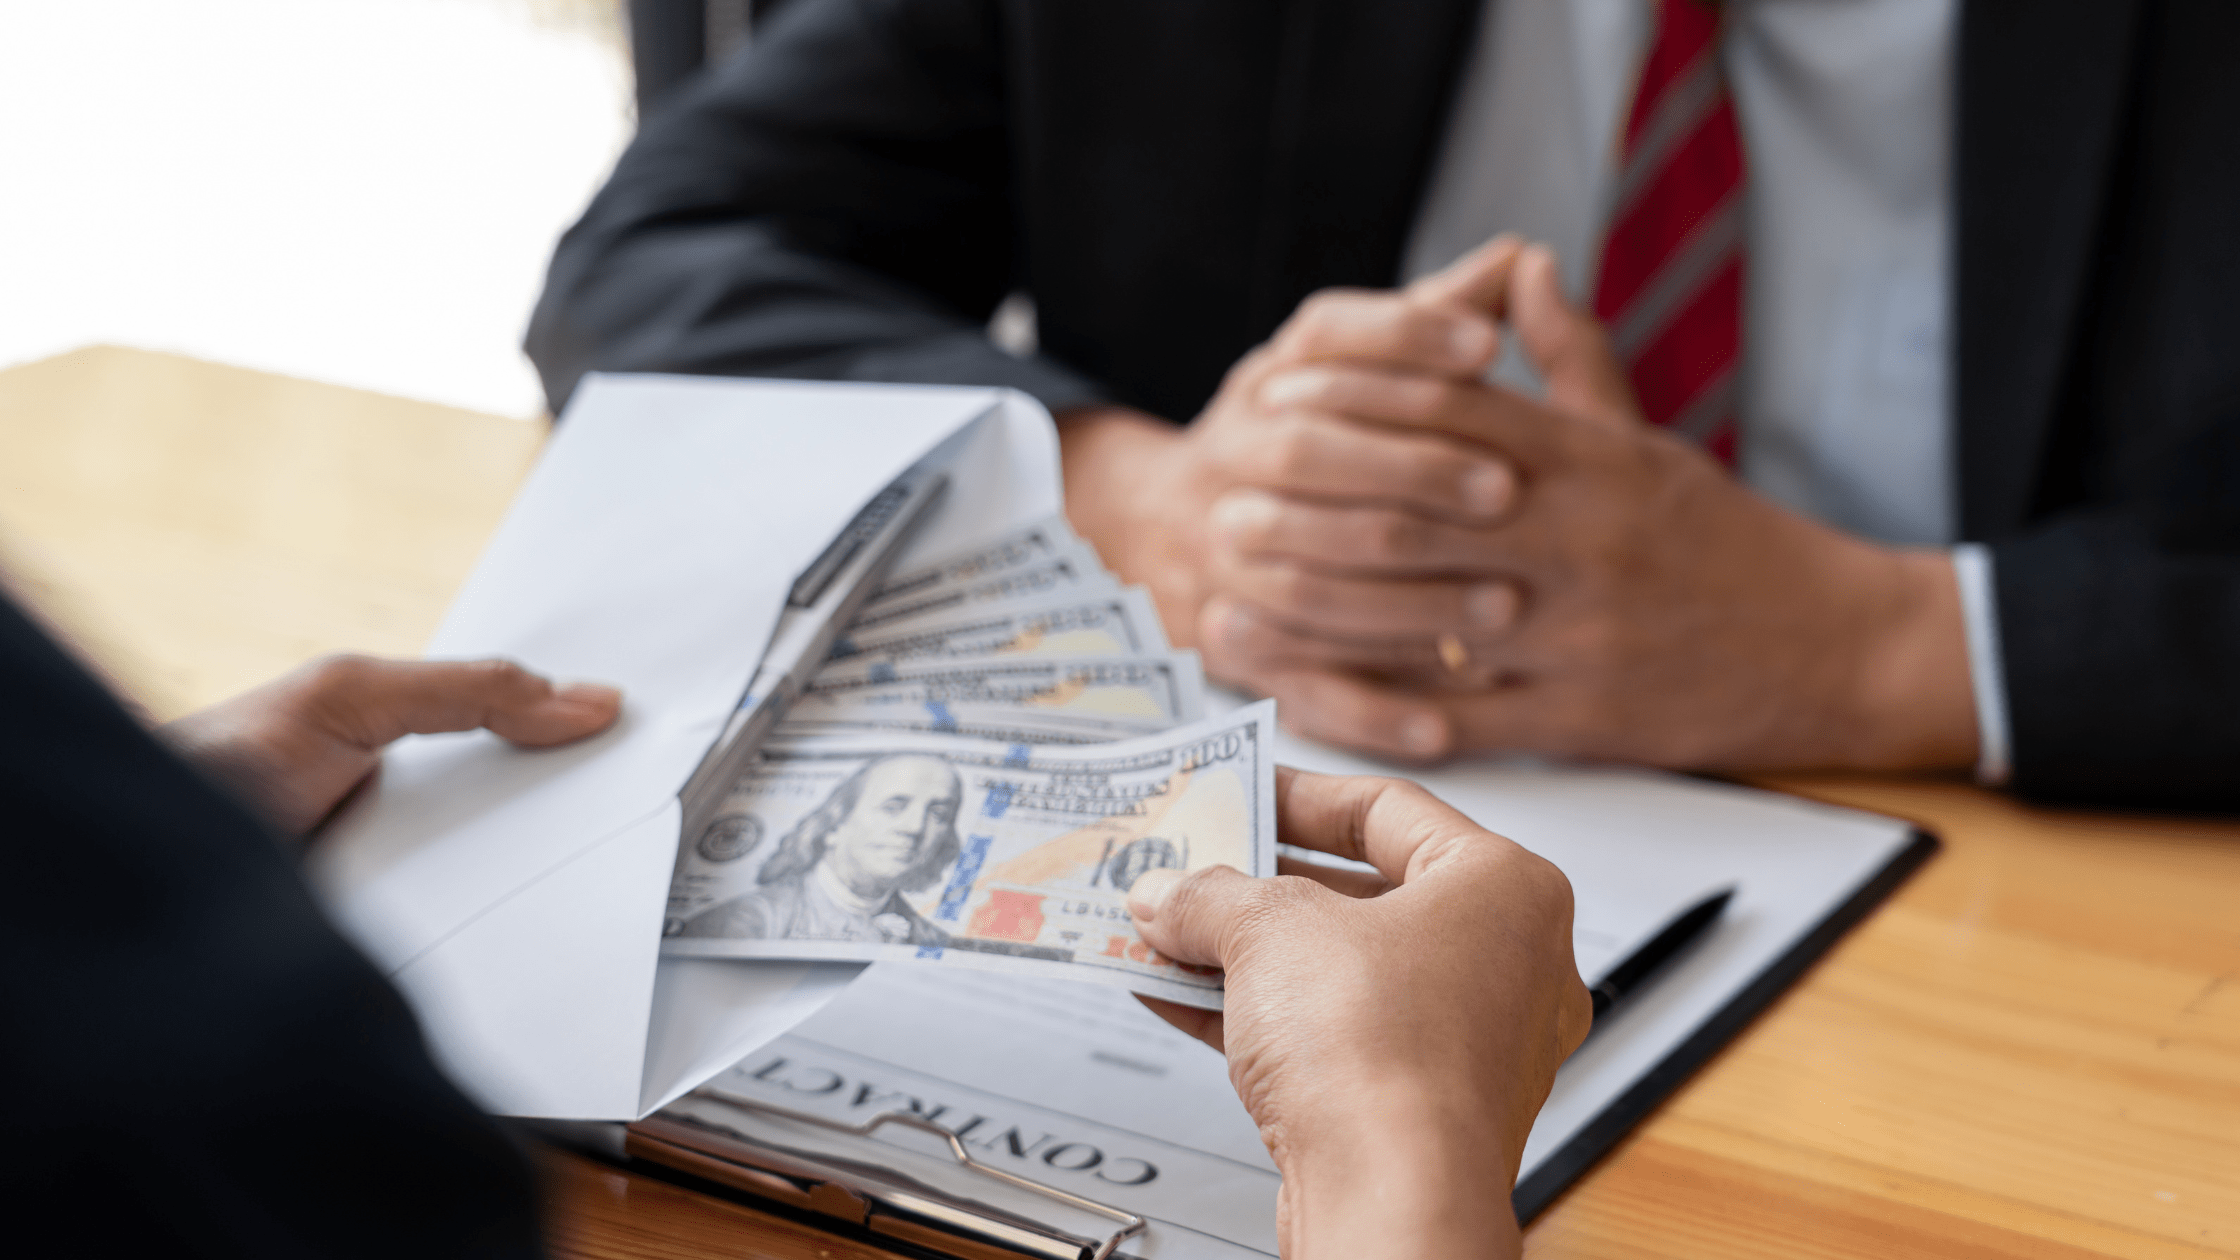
[1436, 633, 1472, 676]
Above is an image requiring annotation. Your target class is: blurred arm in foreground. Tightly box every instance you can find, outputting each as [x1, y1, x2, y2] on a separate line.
[0, 591, 616, 1257]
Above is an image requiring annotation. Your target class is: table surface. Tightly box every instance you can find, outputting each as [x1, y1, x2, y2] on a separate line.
[5, 346, 2235, 1259]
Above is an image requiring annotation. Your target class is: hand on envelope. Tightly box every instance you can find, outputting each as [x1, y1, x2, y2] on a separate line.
[164, 656, 620, 836]
[309, 376, 1066, 1120]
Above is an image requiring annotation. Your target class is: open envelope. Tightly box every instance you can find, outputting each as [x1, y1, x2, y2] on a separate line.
[309, 374, 1062, 1120]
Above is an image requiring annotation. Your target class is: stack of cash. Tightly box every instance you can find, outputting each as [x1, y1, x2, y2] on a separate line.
[663, 517, 1275, 1008]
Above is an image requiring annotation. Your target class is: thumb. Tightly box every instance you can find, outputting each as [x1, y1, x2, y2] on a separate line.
[1126, 864, 1273, 969]
[303, 657, 622, 751]
[1509, 243, 1639, 427]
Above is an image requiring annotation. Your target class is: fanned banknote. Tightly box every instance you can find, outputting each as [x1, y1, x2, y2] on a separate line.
[823, 587, 1169, 677]
[859, 516, 1093, 614]
[662, 703, 1276, 1007]
[776, 653, 1206, 745]
[845, 555, 1116, 634]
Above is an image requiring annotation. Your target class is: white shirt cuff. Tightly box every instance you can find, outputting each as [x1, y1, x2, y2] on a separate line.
[1951, 543, 2012, 785]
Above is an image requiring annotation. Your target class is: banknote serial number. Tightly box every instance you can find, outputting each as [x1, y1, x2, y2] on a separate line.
[1050, 897, 1133, 923]
[1176, 726, 1253, 772]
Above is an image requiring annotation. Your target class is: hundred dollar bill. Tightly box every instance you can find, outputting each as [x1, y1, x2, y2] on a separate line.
[821, 587, 1170, 679]
[845, 554, 1116, 634]
[860, 516, 1092, 613]
[661, 702, 1277, 1008]
[775, 652, 1206, 744]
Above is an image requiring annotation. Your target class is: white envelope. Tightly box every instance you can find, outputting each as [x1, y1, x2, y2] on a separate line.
[309, 373, 1062, 1120]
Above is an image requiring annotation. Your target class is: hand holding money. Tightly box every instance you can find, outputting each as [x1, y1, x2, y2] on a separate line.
[1125, 767, 1593, 1260]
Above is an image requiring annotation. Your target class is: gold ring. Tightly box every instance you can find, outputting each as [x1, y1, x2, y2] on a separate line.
[1437, 633, 1471, 676]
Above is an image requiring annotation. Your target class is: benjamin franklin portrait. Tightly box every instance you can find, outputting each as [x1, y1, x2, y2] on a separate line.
[675, 754, 963, 944]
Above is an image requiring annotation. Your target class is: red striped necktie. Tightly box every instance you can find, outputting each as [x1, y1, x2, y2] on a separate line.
[1592, 0, 1745, 466]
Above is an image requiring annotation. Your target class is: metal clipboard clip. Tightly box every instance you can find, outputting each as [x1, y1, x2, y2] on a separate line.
[625, 1090, 1149, 1260]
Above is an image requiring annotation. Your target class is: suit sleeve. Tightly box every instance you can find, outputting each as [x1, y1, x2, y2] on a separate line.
[1993, 421, 2240, 810]
[525, 0, 1107, 415]
[0, 594, 544, 1259]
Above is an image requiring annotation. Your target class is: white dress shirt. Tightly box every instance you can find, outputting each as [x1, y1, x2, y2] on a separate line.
[1402, 0, 2009, 780]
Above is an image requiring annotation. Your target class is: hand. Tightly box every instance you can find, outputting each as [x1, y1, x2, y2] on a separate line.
[162, 656, 622, 835]
[1199, 244, 1978, 771]
[1127, 768, 1591, 1260]
[1058, 238, 1528, 647]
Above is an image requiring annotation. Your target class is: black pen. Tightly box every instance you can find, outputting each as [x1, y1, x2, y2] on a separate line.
[1590, 885, 1736, 1021]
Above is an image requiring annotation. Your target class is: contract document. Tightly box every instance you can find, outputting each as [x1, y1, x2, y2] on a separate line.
[610, 744, 1931, 1256]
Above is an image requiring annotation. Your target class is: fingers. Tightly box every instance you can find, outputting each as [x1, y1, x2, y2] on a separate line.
[1248, 665, 1599, 769]
[1406, 232, 1527, 314]
[1211, 490, 1517, 576]
[1253, 666, 1458, 759]
[1277, 850, 1393, 899]
[1199, 598, 1504, 689]
[1218, 409, 1515, 521]
[1213, 562, 1519, 639]
[298, 656, 622, 751]
[1208, 540, 1521, 643]
[1260, 364, 1484, 434]
[1271, 764, 1511, 886]
[1128, 863, 1343, 975]
[1133, 995, 1225, 1053]
[1557, 977, 1595, 1062]
[1257, 362, 1565, 471]
[497, 680, 624, 746]
[1126, 864, 1251, 969]
[1267, 288, 1500, 379]
[1256, 238, 1629, 445]
[1263, 236, 1523, 380]
[1508, 243, 1638, 428]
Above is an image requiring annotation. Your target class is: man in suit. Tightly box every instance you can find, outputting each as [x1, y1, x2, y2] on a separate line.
[527, 0, 2240, 809]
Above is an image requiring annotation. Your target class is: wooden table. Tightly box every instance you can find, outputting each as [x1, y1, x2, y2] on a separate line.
[5, 346, 2236, 1259]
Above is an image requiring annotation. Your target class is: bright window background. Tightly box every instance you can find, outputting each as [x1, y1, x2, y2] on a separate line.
[0, 0, 632, 418]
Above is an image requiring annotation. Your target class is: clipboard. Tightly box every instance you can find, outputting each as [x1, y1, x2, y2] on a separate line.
[627, 1094, 1147, 1260]
[533, 807, 1935, 1256]
[1512, 822, 1940, 1217]
[535, 1092, 1152, 1260]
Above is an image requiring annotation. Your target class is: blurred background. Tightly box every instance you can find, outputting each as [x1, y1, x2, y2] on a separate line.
[0, 0, 637, 419]
[0, 0, 810, 715]
[0, 0, 768, 713]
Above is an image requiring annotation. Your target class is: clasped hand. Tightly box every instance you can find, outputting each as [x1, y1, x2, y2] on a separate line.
[1066, 237, 1975, 772]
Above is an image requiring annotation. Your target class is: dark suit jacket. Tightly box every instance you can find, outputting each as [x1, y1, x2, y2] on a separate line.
[0, 595, 543, 1257]
[527, 0, 2240, 810]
